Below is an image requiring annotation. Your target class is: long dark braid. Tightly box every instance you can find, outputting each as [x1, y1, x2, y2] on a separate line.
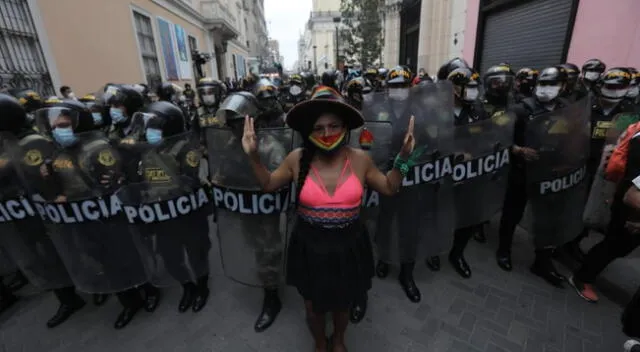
[294, 139, 316, 210]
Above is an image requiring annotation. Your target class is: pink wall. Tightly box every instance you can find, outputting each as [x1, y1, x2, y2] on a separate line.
[567, 0, 640, 68]
[462, 0, 480, 65]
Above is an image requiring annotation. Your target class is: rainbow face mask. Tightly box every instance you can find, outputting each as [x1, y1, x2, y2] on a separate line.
[309, 131, 347, 154]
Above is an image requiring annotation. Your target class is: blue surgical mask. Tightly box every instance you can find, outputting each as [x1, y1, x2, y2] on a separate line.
[92, 112, 103, 125]
[110, 107, 125, 124]
[52, 127, 78, 147]
[145, 128, 163, 145]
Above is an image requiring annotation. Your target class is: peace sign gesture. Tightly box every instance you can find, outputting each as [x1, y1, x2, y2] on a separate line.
[242, 115, 258, 155]
[400, 115, 415, 158]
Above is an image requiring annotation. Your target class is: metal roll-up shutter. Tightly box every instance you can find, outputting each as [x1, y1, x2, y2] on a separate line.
[478, 0, 573, 74]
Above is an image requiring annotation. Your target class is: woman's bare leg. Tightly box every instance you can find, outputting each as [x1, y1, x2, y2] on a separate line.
[305, 301, 328, 351]
[331, 310, 349, 352]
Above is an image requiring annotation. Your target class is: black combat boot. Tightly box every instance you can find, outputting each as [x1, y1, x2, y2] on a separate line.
[254, 288, 281, 332]
[530, 247, 566, 288]
[115, 288, 143, 329]
[350, 293, 368, 323]
[375, 260, 389, 278]
[496, 250, 513, 272]
[178, 282, 196, 313]
[449, 229, 473, 278]
[141, 283, 160, 312]
[399, 262, 421, 303]
[192, 275, 210, 313]
[48, 287, 85, 328]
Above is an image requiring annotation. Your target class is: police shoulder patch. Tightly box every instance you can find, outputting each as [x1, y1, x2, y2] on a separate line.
[185, 150, 200, 167]
[491, 111, 511, 126]
[23, 149, 43, 166]
[97, 150, 116, 166]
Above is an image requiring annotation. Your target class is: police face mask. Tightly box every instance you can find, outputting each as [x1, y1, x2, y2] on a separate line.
[52, 127, 78, 147]
[584, 71, 600, 82]
[535, 85, 561, 102]
[202, 94, 216, 106]
[110, 107, 126, 124]
[388, 88, 409, 101]
[92, 112, 103, 125]
[145, 128, 163, 145]
[463, 87, 479, 102]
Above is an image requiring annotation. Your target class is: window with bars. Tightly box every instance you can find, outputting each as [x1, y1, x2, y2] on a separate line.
[132, 10, 161, 82]
[0, 0, 54, 95]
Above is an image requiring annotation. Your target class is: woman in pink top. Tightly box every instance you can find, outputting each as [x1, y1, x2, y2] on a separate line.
[242, 86, 414, 352]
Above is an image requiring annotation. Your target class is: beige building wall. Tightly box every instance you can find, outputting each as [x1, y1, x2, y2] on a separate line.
[383, 9, 401, 68]
[312, 0, 341, 12]
[35, 0, 210, 96]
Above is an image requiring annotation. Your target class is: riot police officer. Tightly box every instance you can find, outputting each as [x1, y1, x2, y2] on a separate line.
[436, 57, 471, 81]
[78, 94, 111, 132]
[496, 66, 576, 287]
[344, 76, 372, 111]
[103, 84, 145, 140]
[513, 68, 538, 103]
[281, 74, 306, 112]
[9, 88, 43, 127]
[196, 77, 225, 127]
[376, 68, 389, 92]
[321, 70, 341, 92]
[560, 63, 581, 101]
[0, 94, 86, 327]
[300, 71, 316, 98]
[253, 78, 285, 128]
[425, 67, 488, 278]
[561, 67, 637, 262]
[626, 68, 640, 110]
[132, 101, 211, 313]
[580, 58, 607, 94]
[373, 66, 423, 302]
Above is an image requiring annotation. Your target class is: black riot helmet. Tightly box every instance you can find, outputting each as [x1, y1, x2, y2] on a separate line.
[364, 68, 378, 81]
[596, 67, 632, 103]
[483, 64, 515, 102]
[300, 71, 316, 91]
[38, 98, 95, 133]
[437, 57, 470, 81]
[377, 68, 389, 81]
[0, 93, 27, 132]
[196, 77, 224, 107]
[156, 82, 177, 102]
[582, 59, 606, 83]
[103, 84, 145, 126]
[78, 94, 97, 109]
[626, 67, 639, 100]
[132, 83, 152, 105]
[80, 94, 110, 129]
[386, 66, 412, 87]
[560, 63, 580, 93]
[133, 101, 186, 143]
[253, 78, 279, 100]
[216, 91, 260, 129]
[534, 66, 568, 103]
[321, 70, 340, 91]
[447, 67, 480, 104]
[34, 97, 95, 148]
[345, 77, 371, 110]
[514, 68, 539, 97]
[9, 88, 43, 114]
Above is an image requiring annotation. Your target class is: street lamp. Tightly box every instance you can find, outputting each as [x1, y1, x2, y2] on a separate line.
[333, 17, 341, 70]
[312, 45, 318, 74]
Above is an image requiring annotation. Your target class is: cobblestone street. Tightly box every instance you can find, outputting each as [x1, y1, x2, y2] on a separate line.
[0, 220, 633, 352]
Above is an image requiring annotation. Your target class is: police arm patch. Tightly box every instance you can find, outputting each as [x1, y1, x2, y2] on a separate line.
[98, 150, 116, 166]
[24, 149, 43, 166]
[185, 150, 200, 168]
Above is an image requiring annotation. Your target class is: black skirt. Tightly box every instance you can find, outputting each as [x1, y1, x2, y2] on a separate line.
[286, 217, 375, 313]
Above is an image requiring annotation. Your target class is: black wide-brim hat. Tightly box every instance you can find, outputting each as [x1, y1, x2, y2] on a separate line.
[285, 85, 364, 133]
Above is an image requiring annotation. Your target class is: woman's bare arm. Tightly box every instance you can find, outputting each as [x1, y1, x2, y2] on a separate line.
[249, 149, 300, 192]
[359, 150, 403, 196]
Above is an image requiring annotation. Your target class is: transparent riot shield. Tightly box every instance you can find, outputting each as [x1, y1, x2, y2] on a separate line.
[206, 126, 293, 287]
[372, 82, 456, 263]
[0, 131, 73, 289]
[524, 99, 591, 247]
[452, 112, 515, 228]
[0, 245, 16, 277]
[115, 132, 212, 287]
[583, 110, 640, 232]
[23, 131, 153, 294]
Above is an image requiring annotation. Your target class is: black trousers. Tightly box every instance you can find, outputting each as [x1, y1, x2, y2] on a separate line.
[497, 167, 528, 254]
[53, 286, 80, 305]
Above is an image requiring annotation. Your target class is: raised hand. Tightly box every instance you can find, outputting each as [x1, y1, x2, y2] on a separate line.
[400, 115, 415, 158]
[242, 115, 258, 156]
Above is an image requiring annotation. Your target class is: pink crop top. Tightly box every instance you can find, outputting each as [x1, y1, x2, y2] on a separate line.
[298, 158, 363, 227]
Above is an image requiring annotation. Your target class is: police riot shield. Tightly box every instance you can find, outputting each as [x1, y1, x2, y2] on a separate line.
[372, 83, 456, 263]
[206, 126, 292, 287]
[0, 131, 73, 289]
[0, 245, 16, 276]
[524, 99, 591, 247]
[115, 132, 212, 287]
[24, 111, 152, 294]
[583, 110, 639, 232]
[452, 112, 515, 228]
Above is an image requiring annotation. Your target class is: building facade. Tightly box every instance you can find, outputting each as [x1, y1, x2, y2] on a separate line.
[298, 0, 343, 74]
[463, 0, 640, 74]
[1, 0, 267, 97]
